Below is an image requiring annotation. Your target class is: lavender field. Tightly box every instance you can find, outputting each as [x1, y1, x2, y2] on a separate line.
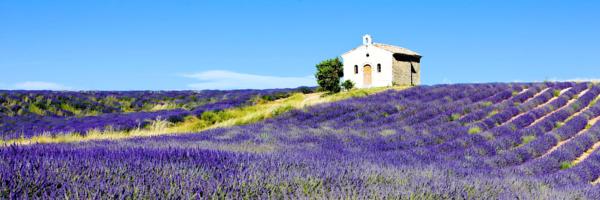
[0, 88, 307, 140]
[3, 82, 600, 199]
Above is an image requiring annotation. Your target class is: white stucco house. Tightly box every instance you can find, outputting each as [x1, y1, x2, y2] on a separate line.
[341, 34, 422, 88]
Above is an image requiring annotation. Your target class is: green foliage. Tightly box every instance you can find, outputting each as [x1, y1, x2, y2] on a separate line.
[294, 177, 323, 196]
[200, 111, 225, 125]
[261, 92, 292, 101]
[449, 113, 461, 121]
[487, 109, 499, 117]
[468, 126, 481, 134]
[482, 101, 493, 107]
[102, 96, 120, 107]
[521, 135, 536, 145]
[560, 161, 573, 170]
[462, 107, 472, 115]
[341, 80, 355, 91]
[16, 108, 26, 115]
[60, 103, 82, 116]
[571, 103, 580, 110]
[166, 115, 185, 123]
[315, 58, 343, 93]
[553, 90, 561, 97]
[512, 91, 519, 96]
[28, 104, 45, 115]
[118, 98, 136, 112]
[297, 86, 314, 94]
[555, 122, 564, 128]
[272, 105, 294, 117]
[591, 98, 599, 106]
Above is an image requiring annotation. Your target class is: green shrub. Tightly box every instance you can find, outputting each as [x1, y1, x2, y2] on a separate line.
[553, 90, 561, 97]
[521, 135, 536, 145]
[60, 103, 82, 115]
[468, 126, 481, 134]
[297, 86, 314, 94]
[591, 98, 599, 106]
[449, 113, 461, 121]
[571, 103, 580, 110]
[462, 107, 472, 114]
[487, 109, 499, 117]
[482, 101, 493, 107]
[28, 104, 45, 115]
[261, 92, 292, 101]
[200, 111, 221, 124]
[315, 58, 343, 93]
[167, 115, 185, 123]
[555, 122, 564, 128]
[272, 105, 293, 117]
[560, 161, 573, 170]
[341, 80, 355, 91]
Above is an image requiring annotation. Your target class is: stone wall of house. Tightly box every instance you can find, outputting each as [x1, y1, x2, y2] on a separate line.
[392, 60, 420, 86]
[412, 62, 421, 85]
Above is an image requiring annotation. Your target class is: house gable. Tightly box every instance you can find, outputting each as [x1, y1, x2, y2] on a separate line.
[341, 44, 394, 88]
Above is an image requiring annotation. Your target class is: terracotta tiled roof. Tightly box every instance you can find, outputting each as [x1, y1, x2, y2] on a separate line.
[372, 43, 420, 56]
[341, 43, 420, 56]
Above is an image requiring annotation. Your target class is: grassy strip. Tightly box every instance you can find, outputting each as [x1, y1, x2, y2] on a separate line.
[1, 86, 406, 145]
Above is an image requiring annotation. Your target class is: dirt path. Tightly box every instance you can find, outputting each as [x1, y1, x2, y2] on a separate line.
[539, 91, 600, 159]
[541, 126, 588, 158]
[541, 114, 600, 159]
[573, 140, 600, 165]
[300, 92, 325, 107]
[571, 116, 600, 165]
[525, 88, 588, 129]
[566, 94, 600, 122]
[499, 87, 553, 126]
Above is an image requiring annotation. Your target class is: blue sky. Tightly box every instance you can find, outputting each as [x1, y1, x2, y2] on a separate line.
[1, 0, 599, 90]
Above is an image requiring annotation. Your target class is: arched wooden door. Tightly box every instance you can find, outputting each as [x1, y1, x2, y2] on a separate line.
[363, 65, 372, 86]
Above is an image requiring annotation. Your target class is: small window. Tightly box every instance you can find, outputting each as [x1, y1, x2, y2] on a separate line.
[377, 64, 381, 72]
[366, 53, 370, 57]
[354, 65, 358, 74]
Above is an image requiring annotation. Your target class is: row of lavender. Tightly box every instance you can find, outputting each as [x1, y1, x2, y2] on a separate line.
[0, 88, 311, 139]
[2, 141, 591, 199]
[3, 82, 600, 199]
[0, 90, 237, 117]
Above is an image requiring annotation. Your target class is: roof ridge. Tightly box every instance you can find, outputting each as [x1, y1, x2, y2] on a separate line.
[341, 43, 420, 56]
[373, 43, 420, 56]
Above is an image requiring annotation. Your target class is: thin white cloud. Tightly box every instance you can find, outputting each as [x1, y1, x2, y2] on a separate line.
[534, 78, 600, 83]
[182, 70, 315, 90]
[560, 78, 600, 83]
[441, 77, 453, 84]
[13, 81, 73, 90]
